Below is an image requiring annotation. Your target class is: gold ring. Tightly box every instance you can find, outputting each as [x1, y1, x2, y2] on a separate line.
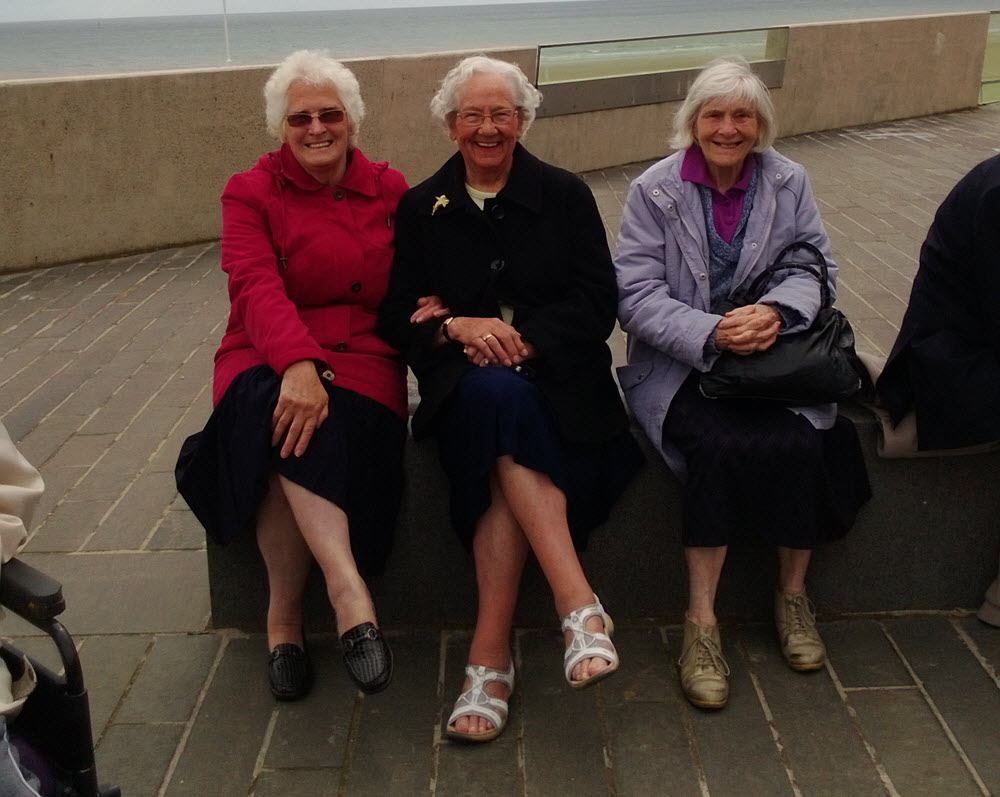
[482, 333, 495, 342]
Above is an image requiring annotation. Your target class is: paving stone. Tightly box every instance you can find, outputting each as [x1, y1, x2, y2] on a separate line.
[955, 616, 1000, 677]
[253, 769, 340, 796]
[45, 433, 118, 469]
[822, 619, 911, 688]
[165, 637, 274, 797]
[664, 625, 791, 797]
[11, 410, 86, 467]
[29, 465, 87, 526]
[117, 633, 221, 723]
[77, 633, 153, 738]
[66, 467, 134, 503]
[88, 471, 179, 551]
[882, 616, 1000, 794]
[601, 626, 703, 797]
[435, 630, 521, 796]
[342, 631, 440, 796]
[26, 498, 114, 552]
[18, 551, 210, 633]
[518, 628, 610, 796]
[263, 636, 357, 770]
[95, 723, 183, 797]
[149, 509, 207, 551]
[848, 689, 979, 796]
[738, 623, 886, 797]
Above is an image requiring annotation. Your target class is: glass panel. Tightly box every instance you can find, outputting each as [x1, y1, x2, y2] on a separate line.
[537, 28, 787, 86]
[981, 12, 1000, 105]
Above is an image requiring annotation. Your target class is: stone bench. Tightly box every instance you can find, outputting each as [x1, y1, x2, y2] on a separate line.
[206, 405, 1000, 630]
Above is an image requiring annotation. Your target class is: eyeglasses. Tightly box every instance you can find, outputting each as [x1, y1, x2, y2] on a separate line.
[285, 108, 346, 128]
[454, 108, 520, 128]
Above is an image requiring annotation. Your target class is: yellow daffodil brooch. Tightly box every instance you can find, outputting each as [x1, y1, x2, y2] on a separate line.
[432, 194, 450, 215]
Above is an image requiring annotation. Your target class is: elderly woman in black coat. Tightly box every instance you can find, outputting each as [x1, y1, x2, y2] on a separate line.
[378, 55, 641, 742]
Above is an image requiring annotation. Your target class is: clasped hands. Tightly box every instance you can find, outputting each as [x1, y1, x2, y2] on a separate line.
[410, 295, 535, 367]
[714, 303, 782, 355]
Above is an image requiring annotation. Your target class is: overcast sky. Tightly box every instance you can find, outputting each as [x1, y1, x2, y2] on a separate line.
[1, 0, 573, 24]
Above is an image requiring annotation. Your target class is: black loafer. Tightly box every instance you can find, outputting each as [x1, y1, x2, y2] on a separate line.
[341, 622, 392, 694]
[268, 642, 312, 701]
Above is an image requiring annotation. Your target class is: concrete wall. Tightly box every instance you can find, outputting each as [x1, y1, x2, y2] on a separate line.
[0, 12, 988, 272]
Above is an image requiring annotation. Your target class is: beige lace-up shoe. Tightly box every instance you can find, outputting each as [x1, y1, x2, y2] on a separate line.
[678, 618, 730, 709]
[775, 590, 826, 671]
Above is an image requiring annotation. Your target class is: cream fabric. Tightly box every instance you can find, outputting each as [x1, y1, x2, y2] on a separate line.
[0, 423, 43, 564]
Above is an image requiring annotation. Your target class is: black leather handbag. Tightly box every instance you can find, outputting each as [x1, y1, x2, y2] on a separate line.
[699, 241, 866, 404]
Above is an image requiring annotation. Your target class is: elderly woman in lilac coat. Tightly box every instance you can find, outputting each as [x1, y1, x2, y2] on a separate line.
[614, 58, 871, 710]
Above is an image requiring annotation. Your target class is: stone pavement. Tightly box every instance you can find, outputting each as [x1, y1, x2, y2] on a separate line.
[1, 104, 999, 796]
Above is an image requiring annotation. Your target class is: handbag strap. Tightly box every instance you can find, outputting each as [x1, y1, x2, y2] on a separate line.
[741, 241, 832, 309]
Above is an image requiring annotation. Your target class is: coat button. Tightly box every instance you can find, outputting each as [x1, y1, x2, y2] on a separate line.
[775, 173, 782, 179]
[333, 342, 347, 352]
[350, 281, 362, 293]
[320, 369, 335, 382]
[698, 273, 707, 281]
[751, 242, 758, 248]
[334, 189, 345, 200]
[651, 189, 661, 196]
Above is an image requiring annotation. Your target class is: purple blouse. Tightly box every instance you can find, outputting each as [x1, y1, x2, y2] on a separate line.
[680, 146, 753, 244]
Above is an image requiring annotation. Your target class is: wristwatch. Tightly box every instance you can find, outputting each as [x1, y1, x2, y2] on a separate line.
[441, 316, 457, 342]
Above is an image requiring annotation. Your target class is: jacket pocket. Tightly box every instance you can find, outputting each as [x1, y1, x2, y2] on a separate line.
[615, 361, 653, 392]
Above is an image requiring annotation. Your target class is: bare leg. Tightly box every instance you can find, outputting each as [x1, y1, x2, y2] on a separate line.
[278, 475, 375, 634]
[493, 455, 609, 682]
[452, 472, 529, 737]
[777, 547, 812, 595]
[256, 474, 312, 650]
[685, 546, 728, 625]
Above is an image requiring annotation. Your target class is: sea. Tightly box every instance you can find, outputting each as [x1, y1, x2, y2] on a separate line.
[0, 0, 989, 81]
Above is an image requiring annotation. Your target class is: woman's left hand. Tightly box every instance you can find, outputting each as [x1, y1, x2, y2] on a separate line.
[716, 304, 781, 355]
[410, 295, 451, 324]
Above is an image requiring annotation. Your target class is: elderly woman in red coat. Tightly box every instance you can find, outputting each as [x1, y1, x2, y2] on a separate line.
[177, 50, 407, 700]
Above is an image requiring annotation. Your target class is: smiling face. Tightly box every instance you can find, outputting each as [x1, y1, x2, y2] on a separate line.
[283, 80, 352, 185]
[448, 72, 524, 190]
[694, 97, 759, 187]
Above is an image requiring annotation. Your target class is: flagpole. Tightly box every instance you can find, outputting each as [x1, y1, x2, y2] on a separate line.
[222, 0, 232, 63]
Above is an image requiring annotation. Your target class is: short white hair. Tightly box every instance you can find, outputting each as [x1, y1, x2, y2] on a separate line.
[430, 55, 543, 137]
[670, 57, 776, 152]
[263, 49, 365, 144]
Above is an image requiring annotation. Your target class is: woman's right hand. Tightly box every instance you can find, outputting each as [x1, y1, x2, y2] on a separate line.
[714, 304, 781, 355]
[272, 360, 329, 458]
[445, 316, 529, 367]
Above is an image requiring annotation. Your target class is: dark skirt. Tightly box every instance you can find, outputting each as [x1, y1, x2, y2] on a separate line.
[435, 367, 643, 549]
[175, 366, 405, 576]
[662, 375, 871, 548]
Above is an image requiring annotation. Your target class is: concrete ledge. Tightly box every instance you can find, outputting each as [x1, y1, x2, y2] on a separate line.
[206, 407, 1000, 630]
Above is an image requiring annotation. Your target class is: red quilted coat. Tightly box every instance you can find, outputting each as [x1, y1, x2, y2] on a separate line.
[214, 144, 408, 420]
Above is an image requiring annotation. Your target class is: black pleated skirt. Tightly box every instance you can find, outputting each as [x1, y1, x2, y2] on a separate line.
[175, 366, 405, 576]
[662, 375, 871, 548]
[435, 367, 643, 549]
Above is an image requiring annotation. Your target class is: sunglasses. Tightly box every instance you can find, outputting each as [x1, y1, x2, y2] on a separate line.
[285, 108, 346, 128]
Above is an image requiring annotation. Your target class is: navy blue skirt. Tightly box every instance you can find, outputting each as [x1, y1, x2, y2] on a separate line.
[435, 367, 643, 549]
[175, 366, 405, 576]
[662, 374, 871, 548]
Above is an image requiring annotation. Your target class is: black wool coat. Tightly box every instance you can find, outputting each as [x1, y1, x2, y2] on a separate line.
[377, 144, 630, 443]
[877, 154, 1000, 449]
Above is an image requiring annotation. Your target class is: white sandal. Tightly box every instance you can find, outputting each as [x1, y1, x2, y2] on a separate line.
[562, 594, 619, 689]
[445, 660, 515, 743]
